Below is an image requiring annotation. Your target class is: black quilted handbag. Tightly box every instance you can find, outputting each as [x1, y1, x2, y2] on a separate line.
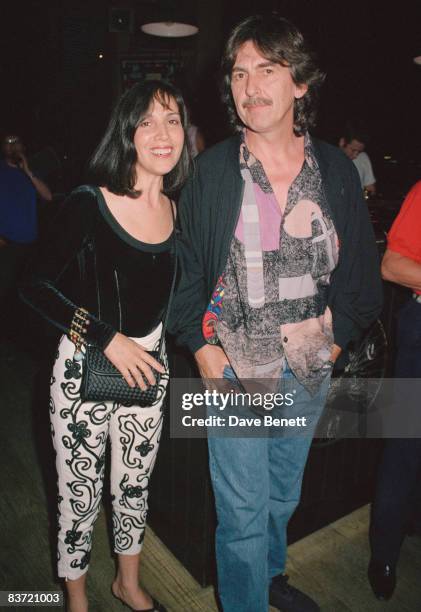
[79, 198, 177, 407]
[80, 347, 164, 407]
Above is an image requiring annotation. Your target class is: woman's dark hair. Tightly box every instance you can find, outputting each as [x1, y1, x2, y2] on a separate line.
[89, 80, 191, 197]
[221, 13, 325, 136]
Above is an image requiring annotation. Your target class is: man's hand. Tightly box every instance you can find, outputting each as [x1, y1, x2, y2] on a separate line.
[17, 153, 30, 175]
[330, 343, 342, 363]
[194, 344, 230, 380]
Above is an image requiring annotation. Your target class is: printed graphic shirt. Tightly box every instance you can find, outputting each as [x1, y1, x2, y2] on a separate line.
[212, 132, 339, 393]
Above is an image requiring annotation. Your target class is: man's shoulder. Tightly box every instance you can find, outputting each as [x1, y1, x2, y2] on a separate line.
[312, 137, 360, 190]
[407, 180, 421, 199]
[194, 135, 239, 173]
[353, 151, 371, 168]
[312, 137, 350, 168]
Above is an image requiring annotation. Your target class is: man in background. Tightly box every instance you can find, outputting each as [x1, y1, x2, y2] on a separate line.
[369, 180, 421, 601]
[339, 124, 376, 195]
[0, 134, 52, 339]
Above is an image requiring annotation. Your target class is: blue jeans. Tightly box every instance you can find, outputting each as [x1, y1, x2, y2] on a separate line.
[207, 365, 331, 612]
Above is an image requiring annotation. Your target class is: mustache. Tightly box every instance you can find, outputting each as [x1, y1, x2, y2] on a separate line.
[242, 97, 272, 108]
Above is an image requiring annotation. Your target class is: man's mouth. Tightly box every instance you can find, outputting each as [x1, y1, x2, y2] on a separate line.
[151, 147, 173, 157]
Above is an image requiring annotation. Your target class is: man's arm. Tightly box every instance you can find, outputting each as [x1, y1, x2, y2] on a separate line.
[169, 168, 230, 379]
[381, 249, 421, 292]
[329, 162, 383, 350]
[19, 154, 53, 201]
[362, 154, 376, 195]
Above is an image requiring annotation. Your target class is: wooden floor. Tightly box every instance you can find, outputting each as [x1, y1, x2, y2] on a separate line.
[1, 341, 421, 611]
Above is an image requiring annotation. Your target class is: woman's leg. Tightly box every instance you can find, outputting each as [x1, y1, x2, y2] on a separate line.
[50, 335, 112, 609]
[64, 575, 88, 612]
[109, 397, 165, 609]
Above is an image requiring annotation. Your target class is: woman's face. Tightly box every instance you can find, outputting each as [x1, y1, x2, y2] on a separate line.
[133, 94, 184, 182]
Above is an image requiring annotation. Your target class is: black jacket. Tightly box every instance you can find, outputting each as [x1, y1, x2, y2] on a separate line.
[20, 186, 116, 350]
[170, 134, 383, 355]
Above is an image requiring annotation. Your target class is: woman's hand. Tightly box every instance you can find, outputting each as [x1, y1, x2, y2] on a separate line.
[103, 332, 165, 390]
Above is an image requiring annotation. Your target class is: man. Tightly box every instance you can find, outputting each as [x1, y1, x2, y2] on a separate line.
[0, 134, 52, 335]
[339, 125, 376, 195]
[172, 14, 382, 612]
[368, 181, 421, 601]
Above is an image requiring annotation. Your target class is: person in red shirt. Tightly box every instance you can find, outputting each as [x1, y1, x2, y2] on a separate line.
[368, 181, 421, 600]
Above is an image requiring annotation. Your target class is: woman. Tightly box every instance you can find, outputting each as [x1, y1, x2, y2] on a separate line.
[20, 80, 190, 612]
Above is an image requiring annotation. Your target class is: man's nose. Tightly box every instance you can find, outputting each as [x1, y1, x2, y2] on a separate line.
[245, 74, 260, 97]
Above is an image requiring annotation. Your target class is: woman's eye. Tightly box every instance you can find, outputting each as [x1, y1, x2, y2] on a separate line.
[169, 118, 180, 125]
[232, 72, 245, 81]
[140, 120, 151, 128]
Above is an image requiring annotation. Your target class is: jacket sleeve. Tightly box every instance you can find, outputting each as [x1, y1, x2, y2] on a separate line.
[168, 170, 209, 354]
[329, 164, 383, 349]
[19, 190, 116, 350]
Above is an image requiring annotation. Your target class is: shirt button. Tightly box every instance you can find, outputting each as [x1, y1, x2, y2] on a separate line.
[283, 336, 288, 343]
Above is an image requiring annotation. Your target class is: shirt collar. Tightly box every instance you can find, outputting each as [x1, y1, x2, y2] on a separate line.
[240, 129, 318, 170]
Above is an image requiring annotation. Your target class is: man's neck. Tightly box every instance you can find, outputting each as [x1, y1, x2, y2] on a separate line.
[244, 128, 305, 168]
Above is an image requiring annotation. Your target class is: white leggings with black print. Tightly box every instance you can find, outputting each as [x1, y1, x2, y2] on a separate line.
[49, 325, 167, 580]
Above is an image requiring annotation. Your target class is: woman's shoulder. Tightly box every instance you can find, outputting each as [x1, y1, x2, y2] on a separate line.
[52, 185, 100, 231]
[67, 184, 100, 203]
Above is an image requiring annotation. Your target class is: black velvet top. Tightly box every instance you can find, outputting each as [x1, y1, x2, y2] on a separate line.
[20, 185, 175, 350]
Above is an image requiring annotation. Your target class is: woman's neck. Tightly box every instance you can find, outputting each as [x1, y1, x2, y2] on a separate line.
[133, 172, 165, 208]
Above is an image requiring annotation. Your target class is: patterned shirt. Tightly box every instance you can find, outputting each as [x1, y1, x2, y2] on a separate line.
[212, 132, 339, 393]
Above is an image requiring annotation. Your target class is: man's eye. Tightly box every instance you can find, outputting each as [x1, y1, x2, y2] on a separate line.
[169, 118, 180, 125]
[264, 68, 274, 75]
[233, 72, 245, 80]
[140, 120, 150, 127]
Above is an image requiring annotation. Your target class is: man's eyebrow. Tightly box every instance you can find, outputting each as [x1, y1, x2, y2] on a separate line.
[232, 60, 276, 72]
[257, 61, 276, 68]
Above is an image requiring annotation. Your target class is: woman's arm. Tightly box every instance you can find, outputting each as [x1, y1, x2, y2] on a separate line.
[20, 188, 115, 350]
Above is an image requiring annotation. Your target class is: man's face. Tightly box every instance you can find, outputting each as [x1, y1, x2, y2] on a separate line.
[1, 135, 24, 163]
[230, 40, 308, 135]
[340, 138, 365, 160]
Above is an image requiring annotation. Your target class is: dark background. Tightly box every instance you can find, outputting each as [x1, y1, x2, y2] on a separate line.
[1, 0, 421, 195]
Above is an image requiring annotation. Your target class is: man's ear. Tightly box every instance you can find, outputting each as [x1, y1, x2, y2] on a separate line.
[294, 83, 308, 99]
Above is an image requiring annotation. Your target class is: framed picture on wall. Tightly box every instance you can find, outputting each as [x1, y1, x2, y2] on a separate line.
[121, 54, 184, 90]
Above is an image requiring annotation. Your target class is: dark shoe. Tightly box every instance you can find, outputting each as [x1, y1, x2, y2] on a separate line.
[111, 586, 167, 612]
[269, 574, 320, 612]
[367, 559, 396, 600]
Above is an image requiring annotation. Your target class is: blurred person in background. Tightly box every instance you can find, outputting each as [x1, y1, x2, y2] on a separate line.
[0, 134, 52, 341]
[369, 180, 421, 601]
[339, 124, 376, 196]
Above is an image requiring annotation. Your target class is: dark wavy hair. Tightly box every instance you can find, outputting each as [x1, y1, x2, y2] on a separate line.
[221, 13, 325, 136]
[89, 80, 191, 197]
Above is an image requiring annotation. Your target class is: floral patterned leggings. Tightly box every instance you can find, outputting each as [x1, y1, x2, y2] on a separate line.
[49, 327, 167, 580]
